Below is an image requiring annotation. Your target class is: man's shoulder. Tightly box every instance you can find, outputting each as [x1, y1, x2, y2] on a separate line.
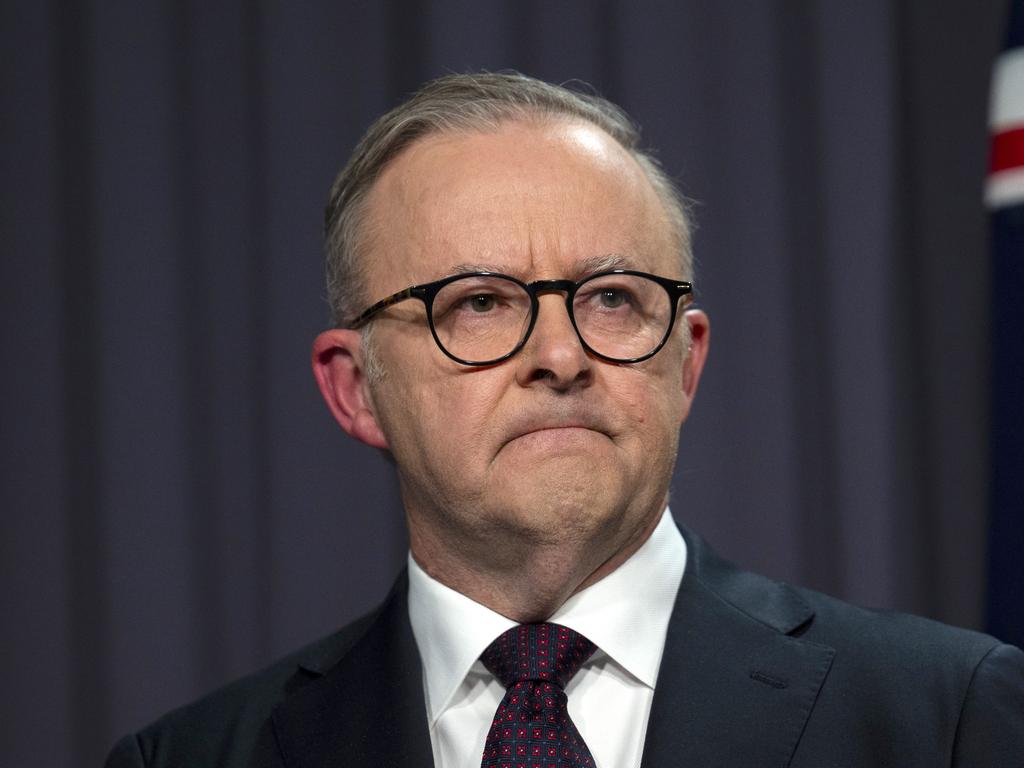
[105, 608, 379, 768]
[792, 580, 1010, 676]
[683, 525, 1020, 697]
[784, 583, 1024, 760]
[686, 525, 1006, 656]
[675, 528, 1024, 763]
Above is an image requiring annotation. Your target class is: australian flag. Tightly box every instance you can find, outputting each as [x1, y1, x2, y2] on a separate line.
[986, 0, 1024, 647]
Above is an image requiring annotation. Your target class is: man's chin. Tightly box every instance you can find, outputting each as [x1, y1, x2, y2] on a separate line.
[485, 475, 626, 539]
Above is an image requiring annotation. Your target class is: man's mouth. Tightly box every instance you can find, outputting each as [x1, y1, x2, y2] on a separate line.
[501, 413, 612, 450]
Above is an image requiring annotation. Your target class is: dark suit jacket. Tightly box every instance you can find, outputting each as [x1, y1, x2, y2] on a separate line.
[106, 527, 1024, 767]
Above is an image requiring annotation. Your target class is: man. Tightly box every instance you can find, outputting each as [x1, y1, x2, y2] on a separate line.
[107, 72, 1024, 767]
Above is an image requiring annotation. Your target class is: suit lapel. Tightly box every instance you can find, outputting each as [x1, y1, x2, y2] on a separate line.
[271, 572, 434, 768]
[641, 530, 835, 767]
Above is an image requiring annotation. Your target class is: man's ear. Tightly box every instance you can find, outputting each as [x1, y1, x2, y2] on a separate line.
[311, 329, 389, 449]
[681, 309, 710, 404]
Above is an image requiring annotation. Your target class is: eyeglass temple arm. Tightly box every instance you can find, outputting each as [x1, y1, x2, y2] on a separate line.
[347, 286, 423, 329]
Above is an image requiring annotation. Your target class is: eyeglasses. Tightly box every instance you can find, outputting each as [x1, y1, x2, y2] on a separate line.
[347, 269, 694, 366]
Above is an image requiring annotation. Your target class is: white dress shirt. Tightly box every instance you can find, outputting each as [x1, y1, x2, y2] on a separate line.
[407, 508, 687, 768]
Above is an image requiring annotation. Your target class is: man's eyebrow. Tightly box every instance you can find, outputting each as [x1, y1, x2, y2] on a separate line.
[448, 262, 518, 275]
[445, 254, 633, 280]
[575, 253, 632, 276]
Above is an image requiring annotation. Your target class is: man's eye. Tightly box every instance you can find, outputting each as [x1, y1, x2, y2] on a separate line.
[467, 294, 496, 312]
[598, 289, 629, 308]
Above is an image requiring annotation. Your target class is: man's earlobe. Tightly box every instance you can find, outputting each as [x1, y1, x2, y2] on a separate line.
[681, 310, 710, 399]
[311, 330, 389, 449]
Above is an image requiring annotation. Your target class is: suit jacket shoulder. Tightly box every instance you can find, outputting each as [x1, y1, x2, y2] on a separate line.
[104, 589, 395, 768]
[643, 526, 1024, 767]
[789, 581, 1024, 765]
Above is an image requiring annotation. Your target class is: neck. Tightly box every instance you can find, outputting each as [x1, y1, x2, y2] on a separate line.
[407, 505, 663, 623]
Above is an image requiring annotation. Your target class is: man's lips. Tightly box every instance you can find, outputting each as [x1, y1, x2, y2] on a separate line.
[500, 414, 613, 448]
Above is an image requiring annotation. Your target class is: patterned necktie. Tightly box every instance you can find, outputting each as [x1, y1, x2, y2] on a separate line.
[479, 622, 597, 768]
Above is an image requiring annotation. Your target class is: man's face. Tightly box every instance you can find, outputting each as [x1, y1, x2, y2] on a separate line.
[318, 119, 708, 587]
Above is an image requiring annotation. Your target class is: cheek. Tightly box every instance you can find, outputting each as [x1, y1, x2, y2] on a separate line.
[378, 363, 508, 466]
[431, 382, 498, 444]
[606, 368, 685, 439]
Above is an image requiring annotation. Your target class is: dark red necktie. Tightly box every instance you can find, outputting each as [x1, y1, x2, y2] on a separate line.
[479, 622, 597, 768]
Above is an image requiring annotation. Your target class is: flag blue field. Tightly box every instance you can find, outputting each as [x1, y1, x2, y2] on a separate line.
[986, 0, 1024, 647]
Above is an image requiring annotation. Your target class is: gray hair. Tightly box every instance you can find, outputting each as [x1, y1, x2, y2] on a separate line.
[324, 71, 693, 327]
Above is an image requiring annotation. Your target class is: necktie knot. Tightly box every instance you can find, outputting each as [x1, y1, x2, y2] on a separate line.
[481, 622, 596, 690]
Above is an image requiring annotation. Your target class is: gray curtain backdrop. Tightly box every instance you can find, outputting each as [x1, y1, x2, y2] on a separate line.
[1, 1, 1009, 765]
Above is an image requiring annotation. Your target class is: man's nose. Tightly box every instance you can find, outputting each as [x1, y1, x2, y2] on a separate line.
[514, 294, 592, 389]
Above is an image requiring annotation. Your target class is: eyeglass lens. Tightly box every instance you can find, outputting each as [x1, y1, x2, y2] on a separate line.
[430, 274, 673, 363]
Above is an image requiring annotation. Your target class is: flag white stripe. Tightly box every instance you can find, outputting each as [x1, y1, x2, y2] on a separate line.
[991, 47, 1024, 130]
[986, 167, 1024, 209]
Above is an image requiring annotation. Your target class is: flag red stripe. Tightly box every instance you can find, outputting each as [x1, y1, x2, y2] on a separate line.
[991, 126, 1024, 173]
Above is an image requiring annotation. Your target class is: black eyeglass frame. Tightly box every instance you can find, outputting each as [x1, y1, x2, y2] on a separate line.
[346, 269, 694, 366]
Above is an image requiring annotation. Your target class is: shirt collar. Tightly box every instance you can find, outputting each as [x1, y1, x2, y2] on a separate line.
[407, 508, 687, 724]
